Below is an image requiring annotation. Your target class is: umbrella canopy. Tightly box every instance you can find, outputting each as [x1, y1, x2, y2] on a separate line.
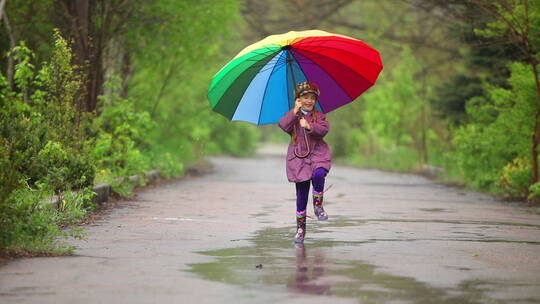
[207, 30, 383, 125]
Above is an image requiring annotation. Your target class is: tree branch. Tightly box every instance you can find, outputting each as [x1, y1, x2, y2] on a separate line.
[468, 0, 531, 58]
[0, 0, 7, 21]
[2, 5, 16, 89]
[151, 64, 175, 118]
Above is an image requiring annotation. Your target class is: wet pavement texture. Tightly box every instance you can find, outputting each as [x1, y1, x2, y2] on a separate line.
[1, 144, 540, 304]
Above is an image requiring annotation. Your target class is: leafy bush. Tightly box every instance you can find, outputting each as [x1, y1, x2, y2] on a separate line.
[0, 31, 95, 254]
[150, 151, 184, 178]
[212, 121, 261, 157]
[446, 62, 535, 196]
[36, 141, 94, 192]
[91, 88, 154, 195]
[528, 182, 540, 203]
[498, 157, 531, 198]
[0, 182, 89, 255]
[0, 97, 46, 202]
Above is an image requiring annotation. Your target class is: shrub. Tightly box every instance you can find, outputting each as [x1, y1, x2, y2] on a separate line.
[0, 182, 89, 255]
[0, 31, 94, 254]
[498, 157, 531, 198]
[528, 182, 540, 203]
[445, 62, 535, 197]
[91, 90, 154, 195]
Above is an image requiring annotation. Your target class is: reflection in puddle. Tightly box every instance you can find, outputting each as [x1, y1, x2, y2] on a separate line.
[286, 243, 330, 296]
[186, 223, 529, 303]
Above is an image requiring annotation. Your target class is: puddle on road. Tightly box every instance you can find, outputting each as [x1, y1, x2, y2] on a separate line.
[367, 218, 540, 229]
[186, 218, 537, 303]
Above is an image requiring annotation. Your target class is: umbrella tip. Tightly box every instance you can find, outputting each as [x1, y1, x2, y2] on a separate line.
[281, 45, 292, 50]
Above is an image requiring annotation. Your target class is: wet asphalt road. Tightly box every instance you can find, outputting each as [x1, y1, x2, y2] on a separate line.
[1, 144, 540, 304]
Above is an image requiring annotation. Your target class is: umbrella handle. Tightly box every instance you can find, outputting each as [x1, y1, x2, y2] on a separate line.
[293, 123, 311, 158]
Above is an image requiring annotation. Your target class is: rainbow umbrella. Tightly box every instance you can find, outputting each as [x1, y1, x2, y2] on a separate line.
[207, 30, 383, 125]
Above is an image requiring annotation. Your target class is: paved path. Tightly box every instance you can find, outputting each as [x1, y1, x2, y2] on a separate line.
[2, 144, 540, 304]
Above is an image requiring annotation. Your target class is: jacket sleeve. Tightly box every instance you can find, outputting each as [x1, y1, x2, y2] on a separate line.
[306, 112, 329, 138]
[278, 110, 300, 134]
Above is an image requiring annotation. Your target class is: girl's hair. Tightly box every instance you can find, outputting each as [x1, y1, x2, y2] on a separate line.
[291, 109, 319, 144]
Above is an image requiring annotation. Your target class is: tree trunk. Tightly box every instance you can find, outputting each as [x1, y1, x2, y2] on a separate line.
[102, 32, 133, 100]
[530, 61, 540, 188]
[0, 0, 7, 21]
[55, 0, 105, 113]
[151, 65, 175, 118]
[119, 47, 133, 99]
[1, 1, 16, 90]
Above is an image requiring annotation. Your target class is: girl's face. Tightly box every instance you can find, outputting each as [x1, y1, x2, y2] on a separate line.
[299, 93, 317, 110]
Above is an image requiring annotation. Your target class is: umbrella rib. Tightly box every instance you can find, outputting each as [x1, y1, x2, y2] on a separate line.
[294, 35, 380, 54]
[276, 50, 309, 109]
[287, 49, 308, 80]
[226, 51, 284, 123]
[238, 44, 283, 62]
[257, 51, 286, 125]
[291, 48, 355, 110]
[286, 36, 382, 71]
[288, 50, 330, 112]
[208, 31, 383, 124]
[257, 53, 287, 75]
[243, 47, 279, 59]
[208, 48, 280, 99]
[297, 45, 382, 67]
[294, 47, 375, 87]
[294, 40, 382, 68]
[213, 47, 277, 75]
[213, 51, 279, 120]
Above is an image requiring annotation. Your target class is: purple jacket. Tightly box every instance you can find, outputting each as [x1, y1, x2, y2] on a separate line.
[278, 110, 332, 183]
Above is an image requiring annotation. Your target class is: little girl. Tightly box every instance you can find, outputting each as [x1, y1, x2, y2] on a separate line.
[278, 81, 332, 243]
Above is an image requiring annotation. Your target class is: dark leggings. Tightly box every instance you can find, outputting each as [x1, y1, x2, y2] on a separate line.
[296, 167, 328, 213]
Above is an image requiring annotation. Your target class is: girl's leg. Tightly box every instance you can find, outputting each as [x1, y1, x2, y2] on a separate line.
[295, 180, 310, 243]
[312, 167, 329, 220]
[296, 180, 311, 213]
[311, 167, 328, 193]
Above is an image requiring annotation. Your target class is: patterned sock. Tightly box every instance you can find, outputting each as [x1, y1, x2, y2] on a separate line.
[313, 190, 323, 197]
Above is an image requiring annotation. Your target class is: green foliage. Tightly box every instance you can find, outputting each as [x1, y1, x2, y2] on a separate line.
[498, 157, 530, 198]
[8, 42, 35, 90]
[0, 98, 46, 202]
[431, 74, 484, 125]
[150, 151, 184, 179]
[528, 182, 540, 203]
[92, 90, 154, 195]
[0, 182, 89, 255]
[126, 0, 259, 164]
[474, 0, 540, 49]
[212, 121, 261, 157]
[56, 187, 95, 224]
[446, 62, 535, 195]
[46, 29, 84, 106]
[35, 141, 94, 192]
[0, 0, 54, 63]
[328, 48, 428, 171]
[0, 32, 94, 254]
[0, 1, 261, 255]
[430, 2, 525, 126]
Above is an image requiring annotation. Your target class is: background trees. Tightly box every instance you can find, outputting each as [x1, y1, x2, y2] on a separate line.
[240, 0, 539, 202]
[0, 0, 254, 254]
[0, 0, 538, 254]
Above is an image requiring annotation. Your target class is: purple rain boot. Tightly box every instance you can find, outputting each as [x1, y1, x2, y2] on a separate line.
[294, 210, 307, 243]
[313, 190, 328, 220]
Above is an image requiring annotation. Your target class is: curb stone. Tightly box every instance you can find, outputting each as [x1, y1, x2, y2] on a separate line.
[42, 161, 215, 209]
[43, 169, 162, 209]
